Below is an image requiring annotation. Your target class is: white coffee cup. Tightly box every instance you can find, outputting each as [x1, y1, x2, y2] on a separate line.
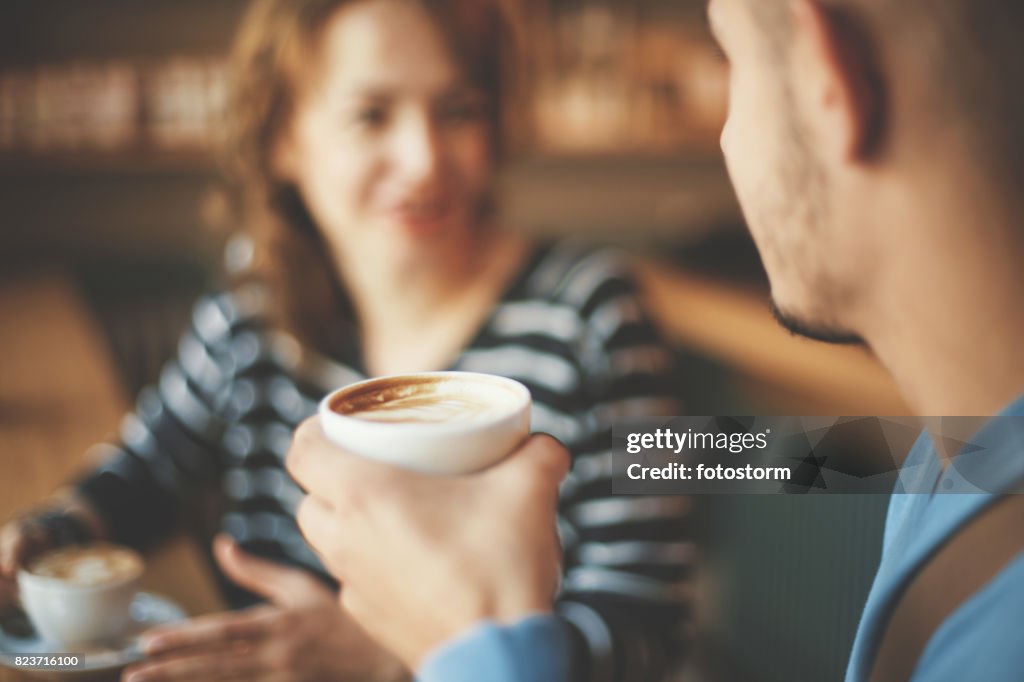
[18, 544, 144, 649]
[318, 371, 532, 474]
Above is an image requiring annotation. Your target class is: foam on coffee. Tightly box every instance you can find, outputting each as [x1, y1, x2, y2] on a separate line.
[330, 375, 521, 424]
[27, 544, 143, 587]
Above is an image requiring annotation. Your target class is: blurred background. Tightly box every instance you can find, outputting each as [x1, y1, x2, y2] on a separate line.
[0, 1, 910, 680]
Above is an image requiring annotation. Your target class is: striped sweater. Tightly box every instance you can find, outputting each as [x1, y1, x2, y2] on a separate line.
[76, 241, 693, 681]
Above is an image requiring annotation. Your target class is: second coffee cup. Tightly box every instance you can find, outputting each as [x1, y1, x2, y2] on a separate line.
[18, 543, 144, 649]
[318, 371, 531, 474]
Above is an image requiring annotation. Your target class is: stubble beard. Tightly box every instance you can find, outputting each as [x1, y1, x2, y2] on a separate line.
[760, 98, 866, 348]
[769, 301, 865, 346]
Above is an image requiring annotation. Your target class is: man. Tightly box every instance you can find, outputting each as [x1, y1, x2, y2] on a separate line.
[287, 0, 1024, 679]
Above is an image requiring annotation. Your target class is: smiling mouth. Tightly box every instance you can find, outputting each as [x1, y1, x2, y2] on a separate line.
[391, 199, 451, 227]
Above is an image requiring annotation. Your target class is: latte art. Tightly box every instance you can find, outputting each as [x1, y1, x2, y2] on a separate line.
[27, 544, 143, 587]
[331, 375, 521, 425]
[320, 371, 531, 474]
[345, 395, 509, 423]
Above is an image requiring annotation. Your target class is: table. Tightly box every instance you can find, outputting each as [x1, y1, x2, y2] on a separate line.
[0, 274, 225, 682]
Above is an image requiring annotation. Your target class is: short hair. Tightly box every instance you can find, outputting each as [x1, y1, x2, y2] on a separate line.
[748, 0, 1024, 186]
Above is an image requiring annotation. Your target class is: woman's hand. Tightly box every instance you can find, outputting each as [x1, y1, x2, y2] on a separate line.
[1, 495, 103, 616]
[0, 519, 34, 614]
[0, 571, 17, 615]
[1, 515, 62, 579]
[122, 535, 407, 682]
[0, 494, 104, 579]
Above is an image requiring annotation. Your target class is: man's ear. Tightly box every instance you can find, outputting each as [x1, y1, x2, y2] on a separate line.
[788, 0, 884, 162]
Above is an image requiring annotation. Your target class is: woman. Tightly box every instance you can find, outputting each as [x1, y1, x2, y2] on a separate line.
[0, 1, 692, 680]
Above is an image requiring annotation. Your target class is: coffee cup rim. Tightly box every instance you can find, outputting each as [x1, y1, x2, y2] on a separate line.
[319, 371, 531, 434]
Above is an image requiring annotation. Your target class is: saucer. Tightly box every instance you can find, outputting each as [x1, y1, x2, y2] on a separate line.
[0, 592, 186, 680]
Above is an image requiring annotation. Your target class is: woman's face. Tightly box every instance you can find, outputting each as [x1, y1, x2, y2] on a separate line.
[277, 0, 494, 261]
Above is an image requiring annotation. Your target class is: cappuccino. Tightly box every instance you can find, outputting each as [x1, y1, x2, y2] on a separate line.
[330, 374, 523, 424]
[27, 544, 142, 587]
[320, 371, 531, 475]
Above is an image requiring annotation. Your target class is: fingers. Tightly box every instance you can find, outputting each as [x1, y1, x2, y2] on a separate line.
[140, 607, 277, 656]
[487, 434, 570, 499]
[212, 535, 329, 607]
[286, 418, 405, 498]
[294, 495, 346, 575]
[0, 524, 23, 577]
[285, 417, 349, 496]
[0, 519, 48, 577]
[122, 643, 265, 682]
[0, 573, 17, 613]
[523, 434, 572, 480]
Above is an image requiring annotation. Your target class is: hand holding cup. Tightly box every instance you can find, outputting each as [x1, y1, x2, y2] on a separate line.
[0, 498, 103, 614]
[287, 372, 570, 669]
[0, 494, 105, 578]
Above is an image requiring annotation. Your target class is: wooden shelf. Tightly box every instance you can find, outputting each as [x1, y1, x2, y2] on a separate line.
[501, 155, 741, 242]
[0, 150, 216, 175]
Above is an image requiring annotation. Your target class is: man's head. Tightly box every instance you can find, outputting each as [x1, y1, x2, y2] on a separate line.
[708, 0, 1024, 344]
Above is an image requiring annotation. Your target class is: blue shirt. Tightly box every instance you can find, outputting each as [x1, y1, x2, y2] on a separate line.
[416, 398, 1024, 682]
[845, 396, 1024, 681]
[417, 614, 572, 682]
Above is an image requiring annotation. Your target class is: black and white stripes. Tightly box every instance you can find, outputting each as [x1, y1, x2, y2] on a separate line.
[76, 241, 692, 681]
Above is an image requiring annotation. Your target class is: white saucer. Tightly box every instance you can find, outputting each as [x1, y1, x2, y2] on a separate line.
[0, 592, 186, 680]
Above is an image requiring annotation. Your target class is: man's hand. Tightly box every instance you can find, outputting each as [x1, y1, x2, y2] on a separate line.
[122, 535, 407, 682]
[286, 417, 570, 670]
